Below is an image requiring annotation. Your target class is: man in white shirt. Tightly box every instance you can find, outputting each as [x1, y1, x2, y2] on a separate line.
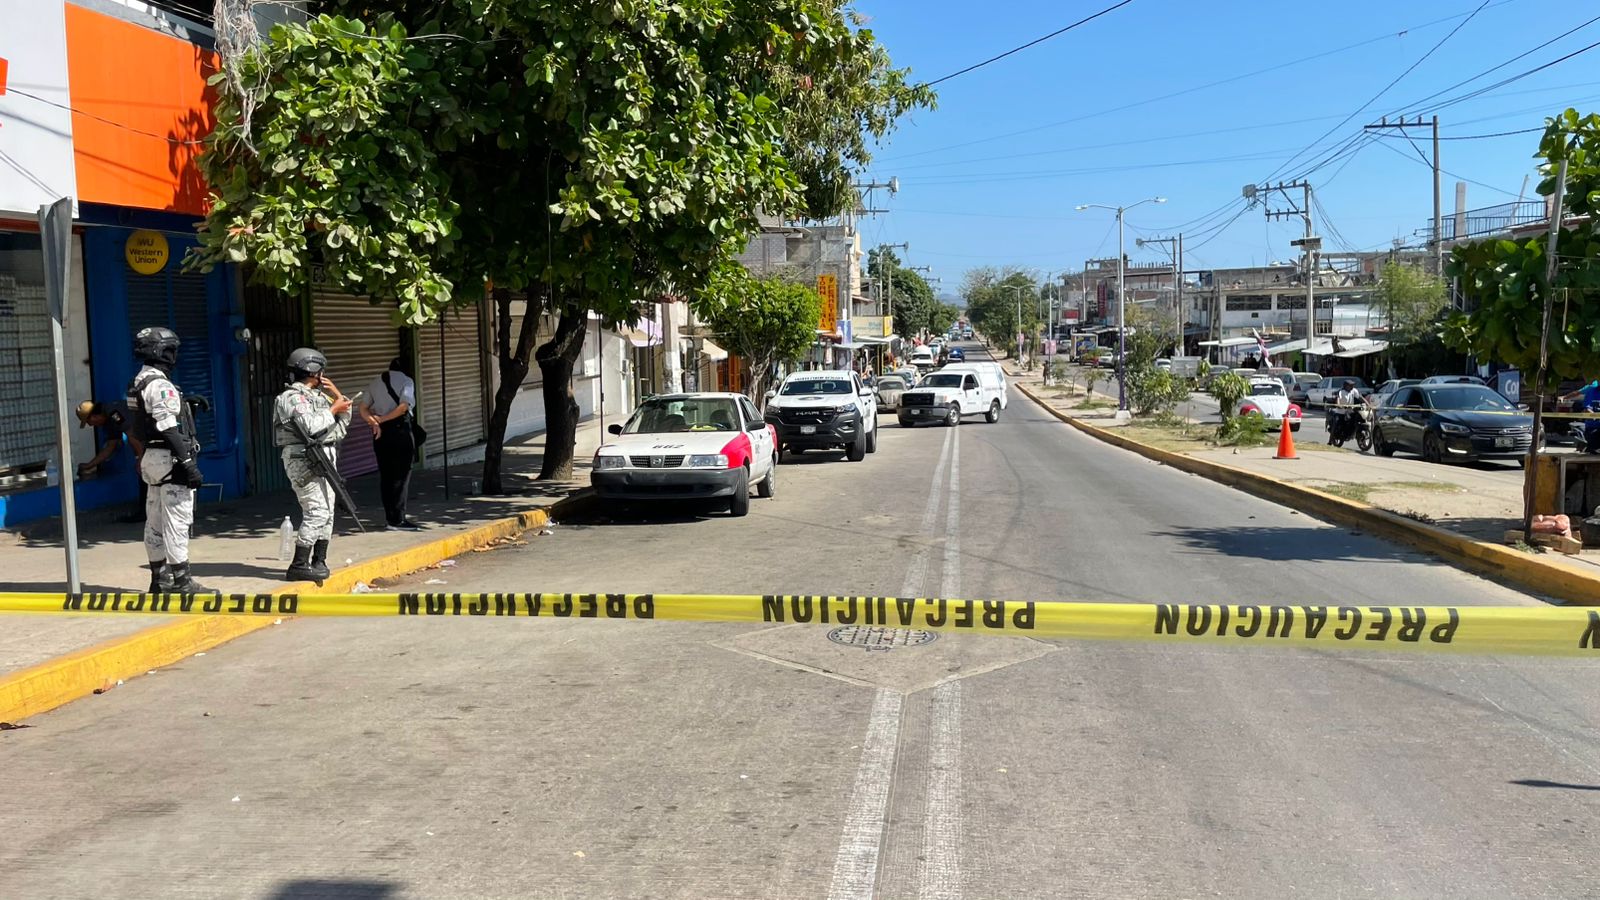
[360, 357, 422, 530]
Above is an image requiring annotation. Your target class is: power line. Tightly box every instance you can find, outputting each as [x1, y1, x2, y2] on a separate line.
[1260, 0, 1493, 186]
[6, 87, 206, 145]
[1385, 12, 1600, 117]
[882, 2, 1516, 163]
[1372, 139, 1521, 197]
[919, 0, 1138, 88]
[1409, 38, 1600, 116]
[1374, 125, 1544, 140]
[884, 112, 1350, 173]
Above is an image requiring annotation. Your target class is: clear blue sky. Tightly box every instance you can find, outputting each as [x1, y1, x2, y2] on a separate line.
[854, 0, 1598, 297]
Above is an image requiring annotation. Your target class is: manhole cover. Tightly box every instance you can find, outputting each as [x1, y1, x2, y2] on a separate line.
[827, 626, 939, 652]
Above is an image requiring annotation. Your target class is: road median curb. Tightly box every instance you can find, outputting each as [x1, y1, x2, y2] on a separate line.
[1015, 382, 1600, 606]
[0, 489, 596, 724]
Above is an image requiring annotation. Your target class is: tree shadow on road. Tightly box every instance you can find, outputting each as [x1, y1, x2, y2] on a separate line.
[267, 880, 401, 900]
[1149, 524, 1428, 564]
[1510, 779, 1600, 791]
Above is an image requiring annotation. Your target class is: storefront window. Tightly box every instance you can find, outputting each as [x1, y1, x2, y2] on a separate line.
[0, 233, 54, 489]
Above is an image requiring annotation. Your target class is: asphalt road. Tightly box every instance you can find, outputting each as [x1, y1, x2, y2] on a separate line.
[4, 344, 1598, 899]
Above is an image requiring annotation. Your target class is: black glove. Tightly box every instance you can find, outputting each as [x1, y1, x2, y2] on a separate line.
[185, 395, 212, 414]
[178, 457, 205, 489]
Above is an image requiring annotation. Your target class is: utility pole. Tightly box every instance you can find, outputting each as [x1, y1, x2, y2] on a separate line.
[879, 241, 909, 330]
[1364, 115, 1443, 275]
[1136, 234, 1185, 356]
[1262, 180, 1318, 342]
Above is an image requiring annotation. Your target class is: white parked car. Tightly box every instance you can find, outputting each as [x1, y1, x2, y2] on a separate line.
[910, 347, 936, 371]
[1306, 375, 1372, 408]
[592, 393, 777, 517]
[763, 370, 879, 461]
[897, 369, 1005, 426]
[1238, 378, 1302, 432]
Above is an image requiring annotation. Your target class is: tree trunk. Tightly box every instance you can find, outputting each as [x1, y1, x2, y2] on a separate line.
[481, 288, 540, 495]
[536, 305, 588, 481]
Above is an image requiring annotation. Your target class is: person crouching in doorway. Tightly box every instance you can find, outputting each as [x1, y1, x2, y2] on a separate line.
[360, 357, 423, 530]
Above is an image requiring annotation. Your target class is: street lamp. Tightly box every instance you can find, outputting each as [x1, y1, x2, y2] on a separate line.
[1075, 197, 1167, 415]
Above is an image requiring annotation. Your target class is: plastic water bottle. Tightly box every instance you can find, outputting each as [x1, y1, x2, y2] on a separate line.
[277, 517, 295, 561]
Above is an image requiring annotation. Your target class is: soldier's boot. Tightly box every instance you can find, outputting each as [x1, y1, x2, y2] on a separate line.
[310, 540, 332, 583]
[166, 562, 212, 594]
[148, 561, 166, 594]
[285, 543, 316, 582]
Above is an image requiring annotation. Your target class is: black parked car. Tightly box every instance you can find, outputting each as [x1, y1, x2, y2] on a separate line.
[1372, 384, 1535, 465]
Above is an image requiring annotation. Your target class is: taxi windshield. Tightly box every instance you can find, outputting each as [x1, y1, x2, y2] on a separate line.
[625, 397, 741, 433]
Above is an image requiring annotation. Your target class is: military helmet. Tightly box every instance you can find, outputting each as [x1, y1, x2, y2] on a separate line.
[132, 326, 180, 366]
[287, 347, 327, 379]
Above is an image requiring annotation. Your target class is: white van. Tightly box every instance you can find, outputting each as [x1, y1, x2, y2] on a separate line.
[898, 367, 1007, 426]
[941, 362, 1008, 409]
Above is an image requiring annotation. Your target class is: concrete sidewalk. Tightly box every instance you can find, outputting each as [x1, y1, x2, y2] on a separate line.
[1, 419, 604, 681]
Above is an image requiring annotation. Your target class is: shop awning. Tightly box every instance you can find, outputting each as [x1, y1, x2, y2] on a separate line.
[1334, 340, 1389, 359]
[1267, 339, 1307, 354]
[1198, 337, 1257, 348]
[700, 338, 729, 361]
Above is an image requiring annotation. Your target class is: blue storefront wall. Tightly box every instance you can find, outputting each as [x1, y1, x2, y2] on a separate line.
[0, 209, 247, 526]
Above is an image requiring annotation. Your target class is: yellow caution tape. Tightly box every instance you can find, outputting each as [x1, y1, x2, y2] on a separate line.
[3, 592, 1599, 656]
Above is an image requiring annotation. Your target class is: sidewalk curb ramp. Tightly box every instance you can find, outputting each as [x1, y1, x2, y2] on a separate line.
[0, 490, 597, 724]
[1015, 382, 1600, 607]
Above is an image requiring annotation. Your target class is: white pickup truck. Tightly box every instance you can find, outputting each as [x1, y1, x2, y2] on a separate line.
[896, 368, 1005, 426]
[763, 370, 879, 461]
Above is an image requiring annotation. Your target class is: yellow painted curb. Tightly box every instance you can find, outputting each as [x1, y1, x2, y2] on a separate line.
[0, 491, 594, 724]
[1016, 382, 1600, 606]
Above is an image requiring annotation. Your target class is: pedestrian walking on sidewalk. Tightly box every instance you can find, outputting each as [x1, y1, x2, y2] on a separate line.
[274, 348, 353, 582]
[360, 356, 423, 530]
[125, 326, 210, 593]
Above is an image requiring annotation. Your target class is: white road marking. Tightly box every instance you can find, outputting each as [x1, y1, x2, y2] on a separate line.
[825, 689, 905, 900]
[902, 425, 956, 598]
[826, 424, 955, 900]
[918, 680, 963, 900]
[920, 424, 964, 900]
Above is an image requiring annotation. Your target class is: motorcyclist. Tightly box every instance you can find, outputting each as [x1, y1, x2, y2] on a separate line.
[1560, 379, 1600, 454]
[1329, 379, 1363, 444]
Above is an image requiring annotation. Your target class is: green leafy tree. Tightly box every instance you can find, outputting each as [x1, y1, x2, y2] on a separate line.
[191, 4, 930, 491]
[960, 267, 1038, 357]
[1444, 109, 1600, 385]
[868, 248, 935, 338]
[1376, 260, 1448, 345]
[929, 301, 959, 336]
[698, 267, 823, 401]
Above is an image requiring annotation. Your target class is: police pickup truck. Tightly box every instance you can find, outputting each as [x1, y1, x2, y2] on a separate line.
[763, 370, 878, 461]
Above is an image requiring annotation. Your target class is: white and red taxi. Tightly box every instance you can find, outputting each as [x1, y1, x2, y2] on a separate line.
[592, 393, 778, 517]
[1240, 377, 1303, 432]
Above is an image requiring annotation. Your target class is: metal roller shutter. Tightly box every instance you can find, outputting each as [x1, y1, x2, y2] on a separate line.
[125, 259, 217, 451]
[311, 292, 402, 478]
[418, 308, 487, 460]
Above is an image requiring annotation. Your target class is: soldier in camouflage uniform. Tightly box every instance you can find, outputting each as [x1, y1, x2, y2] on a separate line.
[126, 326, 210, 593]
[274, 348, 353, 583]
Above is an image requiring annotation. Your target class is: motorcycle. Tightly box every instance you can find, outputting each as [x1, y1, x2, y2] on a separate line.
[1327, 404, 1372, 452]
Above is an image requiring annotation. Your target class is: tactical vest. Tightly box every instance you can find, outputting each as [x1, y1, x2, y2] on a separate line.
[126, 367, 198, 452]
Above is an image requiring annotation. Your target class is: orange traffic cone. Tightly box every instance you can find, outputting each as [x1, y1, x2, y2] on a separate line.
[1274, 416, 1298, 460]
